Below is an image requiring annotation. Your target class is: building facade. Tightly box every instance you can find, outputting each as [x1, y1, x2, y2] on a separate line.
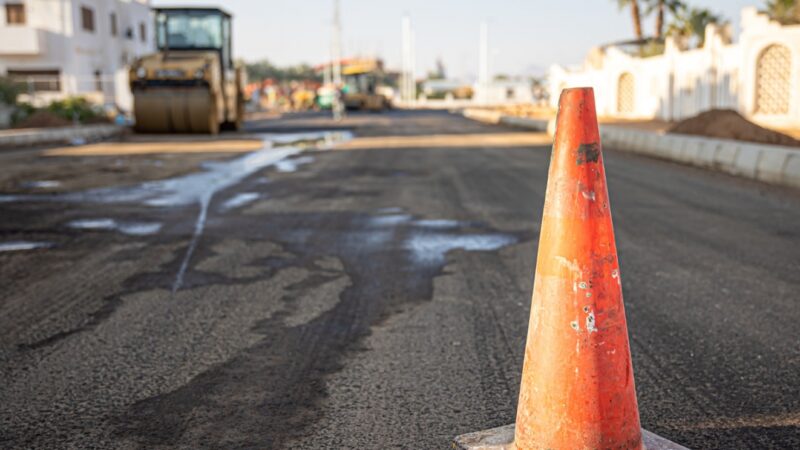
[0, 0, 153, 112]
[473, 79, 534, 105]
[548, 7, 800, 130]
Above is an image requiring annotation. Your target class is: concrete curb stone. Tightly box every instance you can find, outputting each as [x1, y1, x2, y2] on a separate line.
[734, 143, 762, 178]
[0, 124, 125, 148]
[462, 110, 800, 190]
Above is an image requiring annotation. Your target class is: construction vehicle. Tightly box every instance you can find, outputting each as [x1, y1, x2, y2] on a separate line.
[129, 7, 245, 134]
[341, 59, 391, 111]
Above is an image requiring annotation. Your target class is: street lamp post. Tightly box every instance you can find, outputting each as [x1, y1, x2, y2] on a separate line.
[332, 0, 344, 121]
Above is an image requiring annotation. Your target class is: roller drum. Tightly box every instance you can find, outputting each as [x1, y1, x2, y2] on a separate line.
[133, 88, 219, 134]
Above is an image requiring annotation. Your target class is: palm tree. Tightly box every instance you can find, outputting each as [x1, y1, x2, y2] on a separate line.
[765, 0, 800, 24]
[667, 7, 724, 48]
[616, 0, 644, 40]
[645, 0, 685, 39]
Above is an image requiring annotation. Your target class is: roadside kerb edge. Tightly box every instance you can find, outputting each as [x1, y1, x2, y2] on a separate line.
[461, 109, 800, 190]
[0, 124, 125, 148]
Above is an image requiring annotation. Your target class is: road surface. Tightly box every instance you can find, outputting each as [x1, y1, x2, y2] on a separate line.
[1, 110, 798, 449]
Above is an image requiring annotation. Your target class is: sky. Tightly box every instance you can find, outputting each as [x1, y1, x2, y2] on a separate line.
[154, 0, 758, 80]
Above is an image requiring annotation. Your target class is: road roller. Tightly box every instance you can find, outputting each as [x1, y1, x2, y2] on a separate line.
[129, 7, 245, 134]
[341, 59, 391, 112]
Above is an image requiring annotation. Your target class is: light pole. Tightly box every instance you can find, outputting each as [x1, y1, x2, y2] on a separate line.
[332, 0, 344, 120]
[401, 15, 416, 106]
[479, 22, 489, 105]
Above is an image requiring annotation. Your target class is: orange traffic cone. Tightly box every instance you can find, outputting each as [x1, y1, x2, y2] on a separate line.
[453, 88, 687, 450]
[514, 87, 640, 449]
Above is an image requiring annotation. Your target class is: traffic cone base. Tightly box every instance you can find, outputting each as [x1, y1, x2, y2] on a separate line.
[453, 423, 689, 450]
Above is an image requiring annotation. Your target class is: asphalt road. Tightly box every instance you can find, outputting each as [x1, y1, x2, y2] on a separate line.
[1, 110, 799, 449]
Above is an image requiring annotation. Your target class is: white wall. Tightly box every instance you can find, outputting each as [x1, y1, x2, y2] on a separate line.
[473, 80, 534, 105]
[548, 7, 800, 129]
[0, 0, 153, 112]
[738, 7, 800, 128]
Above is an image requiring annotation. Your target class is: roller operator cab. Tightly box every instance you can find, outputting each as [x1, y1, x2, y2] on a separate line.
[130, 7, 245, 134]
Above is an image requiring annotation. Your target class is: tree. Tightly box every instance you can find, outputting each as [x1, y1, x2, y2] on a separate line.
[616, 0, 644, 40]
[644, 0, 685, 39]
[243, 59, 321, 83]
[765, 0, 800, 24]
[667, 7, 725, 48]
[434, 58, 447, 80]
[0, 77, 23, 106]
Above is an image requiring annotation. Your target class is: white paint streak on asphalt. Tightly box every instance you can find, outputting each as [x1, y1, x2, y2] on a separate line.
[67, 218, 162, 236]
[274, 156, 315, 173]
[405, 232, 517, 266]
[221, 192, 260, 211]
[0, 132, 353, 293]
[0, 241, 52, 252]
[22, 180, 62, 189]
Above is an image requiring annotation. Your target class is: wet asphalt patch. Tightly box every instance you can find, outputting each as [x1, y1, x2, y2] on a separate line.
[112, 204, 525, 448]
[1, 129, 529, 449]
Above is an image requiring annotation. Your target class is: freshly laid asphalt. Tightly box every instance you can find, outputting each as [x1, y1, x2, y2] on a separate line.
[1, 110, 798, 449]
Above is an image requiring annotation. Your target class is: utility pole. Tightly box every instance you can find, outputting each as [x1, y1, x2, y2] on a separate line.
[332, 0, 344, 120]
[410, 27, 416, 104]
[401, 15, 412, 105]
[479, 21, 489, 105]
[324, 50, 332, 87]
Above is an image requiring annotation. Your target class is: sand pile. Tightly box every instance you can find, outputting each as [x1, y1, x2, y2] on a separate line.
[669, 109, 800, 148]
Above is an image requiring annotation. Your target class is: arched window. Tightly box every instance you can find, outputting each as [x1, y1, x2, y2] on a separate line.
[755, 44, 791, 115]
[617, 72, 635, 114]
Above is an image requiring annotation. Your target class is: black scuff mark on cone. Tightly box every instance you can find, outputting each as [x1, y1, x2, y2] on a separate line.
[576, 143, 600, 165]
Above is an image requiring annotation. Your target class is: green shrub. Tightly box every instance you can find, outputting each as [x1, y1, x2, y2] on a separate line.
[46, 97, 101, 122]
[0, 76, 23, 105]
[641, 42, 666, 58]
[425, 91, 450, 100]
[11, 102, 35, 124]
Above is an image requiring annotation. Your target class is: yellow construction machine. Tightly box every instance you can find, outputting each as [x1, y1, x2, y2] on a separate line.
[129, 7, 245, 134]
[342, 59, 391, 111]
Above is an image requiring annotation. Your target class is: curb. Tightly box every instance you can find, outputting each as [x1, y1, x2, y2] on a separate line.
[461, 109, 800, 190]
[0, 124, 126, 149]
[600, 124, 800, 189]
[462, 108, 553, 134]
[462, 108, 502, 124]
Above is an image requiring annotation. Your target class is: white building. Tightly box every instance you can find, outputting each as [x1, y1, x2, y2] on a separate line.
[473, 79, 534, 105]
[0, 0, 154, 112]
[548, 7, 800, 130]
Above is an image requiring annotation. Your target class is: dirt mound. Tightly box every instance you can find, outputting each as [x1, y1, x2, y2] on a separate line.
[14, 110, 72, 129]
[669, 109, 800, 147]
[669, 109, 800, 148]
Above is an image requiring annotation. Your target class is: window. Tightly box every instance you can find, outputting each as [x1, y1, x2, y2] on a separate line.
[617, 72, 635, 114]
[110, 13, 117, 36]
[5, 3, 25, 25]
[755, 44, 791, 115]
[94, 70, 102, 92]
[139, 22, 146, 42]
[156, 10, 224, 50]
[6, 69, 61, 92]
[81, 6, 95, 32]
[222, 16, 231, 67]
